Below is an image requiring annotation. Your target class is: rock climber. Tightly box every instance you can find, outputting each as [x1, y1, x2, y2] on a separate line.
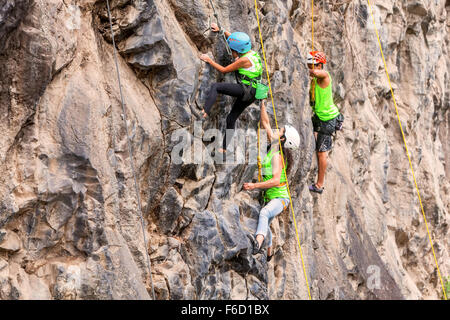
[307, 51, 343, 194]
[200, 22, 263, 154]
[243, 100, 300, 261]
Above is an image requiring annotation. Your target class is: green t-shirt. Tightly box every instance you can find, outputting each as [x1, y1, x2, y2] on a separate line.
[312, 71, 340, 121]
[262, 148, 289, 201]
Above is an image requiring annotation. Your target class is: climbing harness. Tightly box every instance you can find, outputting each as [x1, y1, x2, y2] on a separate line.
[238, 50, 268, 100]
[105, 0, 156, 300]
[367, 0, 447, 300]
[238, 50, 262, 86]
[335, 113, 344, 131]
[253, 0, 312, 300]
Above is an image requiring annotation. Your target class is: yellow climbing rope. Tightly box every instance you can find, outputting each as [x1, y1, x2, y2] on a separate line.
[253, 0, 312, 300]
[257, 121, 262, 182]
[310, 0, 316, 109]
[367, 0, 447, 300]
[311, 0, 314, 51]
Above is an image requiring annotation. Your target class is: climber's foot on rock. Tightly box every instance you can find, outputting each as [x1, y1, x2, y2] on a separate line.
[247, 234, 264, 255]
[309, 183, 324, 194]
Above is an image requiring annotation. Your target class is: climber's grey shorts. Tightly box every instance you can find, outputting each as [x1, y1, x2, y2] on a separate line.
[312, 114, 336, 152]
[316, 131, 333, 152]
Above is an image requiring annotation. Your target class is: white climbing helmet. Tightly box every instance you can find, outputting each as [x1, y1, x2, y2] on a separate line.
[306, 52, 315, 64]
[283, 125, 300, 150]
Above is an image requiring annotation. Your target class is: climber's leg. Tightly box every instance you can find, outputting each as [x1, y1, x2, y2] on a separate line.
[221, 100, 246, 152]
[255, 198, 289, 250]
[267, 246, 273, 260]
[266, 225, 273, 248]
[266, 228, 274, 262]
[316, 151, 327, 188]
[311, 114, 334, 192]
[222, 90, 256, 152]
[203, 82, 245, 116]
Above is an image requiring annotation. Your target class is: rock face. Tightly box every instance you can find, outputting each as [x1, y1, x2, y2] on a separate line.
[0, 0, 448, 300]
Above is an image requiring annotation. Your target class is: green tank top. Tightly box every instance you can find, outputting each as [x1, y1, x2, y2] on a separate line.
[238, 50, 263, 88]
[312, 71, 340, 121]
[262, 148, 289, 201]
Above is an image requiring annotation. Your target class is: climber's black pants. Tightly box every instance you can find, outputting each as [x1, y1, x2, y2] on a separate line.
[204, 82, 256, 150]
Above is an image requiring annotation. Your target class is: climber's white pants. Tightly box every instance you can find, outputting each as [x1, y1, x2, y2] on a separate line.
[256, 198, 289, 247]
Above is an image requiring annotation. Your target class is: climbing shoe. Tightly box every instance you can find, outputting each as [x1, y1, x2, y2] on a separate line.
[267, 253, 274, 262]
[247, 234, 264, 255]
[309, 184, 324, 194]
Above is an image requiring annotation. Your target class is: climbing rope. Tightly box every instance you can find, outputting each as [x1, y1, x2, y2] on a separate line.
[253, 0, 312, 300]
[207, 0, 241, 84]
[257, 121, 262, 182]
[311, 0, 314, 52]
[367, 0, 447, 300]
[310, 0, 316, 110]
[208, 0, 233, 58]
[105, 0, 156, 300]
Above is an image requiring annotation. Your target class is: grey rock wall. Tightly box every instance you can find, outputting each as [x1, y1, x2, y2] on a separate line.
[0, 0, 448, 300]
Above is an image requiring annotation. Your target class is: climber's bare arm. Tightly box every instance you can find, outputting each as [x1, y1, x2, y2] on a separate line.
[309, 68, 328, 79]
[201, 22, 251, 73]
[309, 68, 330, 87]
[243, 154, 282, 190]
[200, 54, 250, 73]
[260, 100, 277, 141]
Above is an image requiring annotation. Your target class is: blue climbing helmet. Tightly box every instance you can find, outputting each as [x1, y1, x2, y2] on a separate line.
[227, 32, 251, 54]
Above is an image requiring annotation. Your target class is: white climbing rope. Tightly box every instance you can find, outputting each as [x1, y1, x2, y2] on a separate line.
[105, 0, 156, 300]
[208, 0, 233, 58]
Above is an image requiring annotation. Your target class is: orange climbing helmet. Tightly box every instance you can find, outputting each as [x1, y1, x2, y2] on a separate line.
[307, 51, 327, 65]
